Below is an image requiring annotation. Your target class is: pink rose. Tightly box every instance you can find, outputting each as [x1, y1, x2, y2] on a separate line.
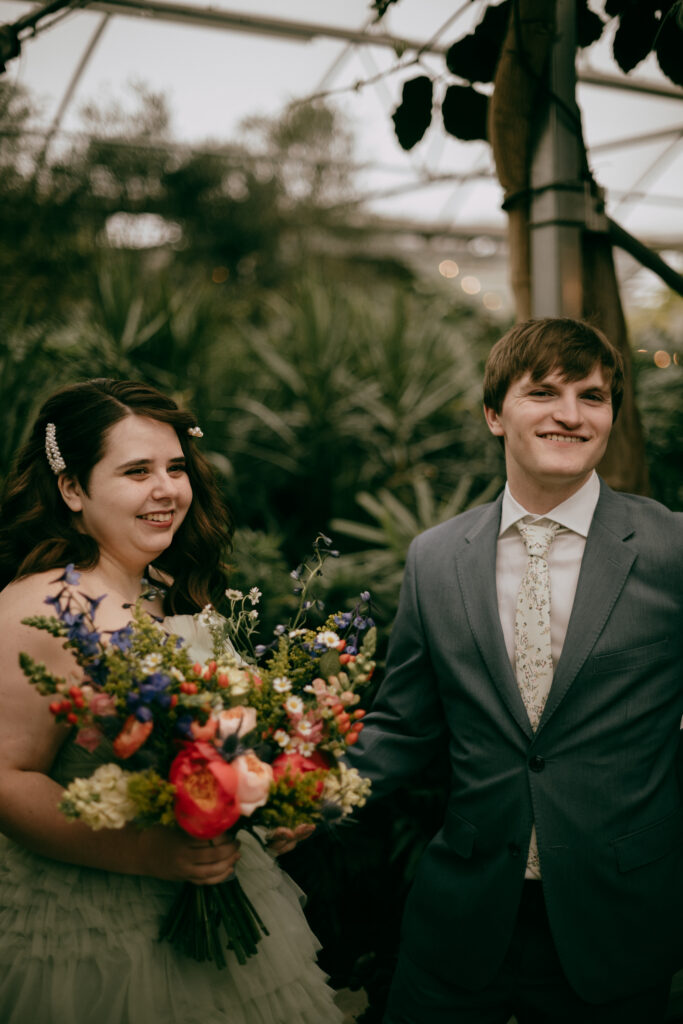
[217, 706, 257, 740]
[89, 693, 117, 717]
[74, 726, 103, 752]
[233, 752, 273, 816]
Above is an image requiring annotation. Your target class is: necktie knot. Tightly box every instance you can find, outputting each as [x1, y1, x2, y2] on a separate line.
[516, 520, 560, 560]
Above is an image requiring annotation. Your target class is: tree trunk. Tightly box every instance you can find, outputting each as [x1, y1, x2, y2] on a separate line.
[488, 0, 649, 494]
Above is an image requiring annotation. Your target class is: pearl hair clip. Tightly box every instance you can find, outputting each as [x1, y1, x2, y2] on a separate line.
[45, 422, 66, 475]
[187, 426, 203, 438]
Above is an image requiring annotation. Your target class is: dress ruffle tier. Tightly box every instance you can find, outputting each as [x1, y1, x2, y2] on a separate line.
[0, 829, 343, 1024]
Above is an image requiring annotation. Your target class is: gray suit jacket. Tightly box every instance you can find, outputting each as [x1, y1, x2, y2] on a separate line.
[348, 479, 683, 1003]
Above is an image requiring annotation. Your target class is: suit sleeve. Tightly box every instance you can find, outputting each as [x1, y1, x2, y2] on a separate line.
[346, 536, 448, 800]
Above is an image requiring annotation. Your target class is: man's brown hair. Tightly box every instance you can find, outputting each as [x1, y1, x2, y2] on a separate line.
[483, 318, 625, 420]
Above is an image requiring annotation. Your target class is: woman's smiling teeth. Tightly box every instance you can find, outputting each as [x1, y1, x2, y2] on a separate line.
[137, 511, 174, 523]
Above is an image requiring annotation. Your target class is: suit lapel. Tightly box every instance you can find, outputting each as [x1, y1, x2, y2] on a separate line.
[537, 481, 637, 733]
[455, 495, 535, 741]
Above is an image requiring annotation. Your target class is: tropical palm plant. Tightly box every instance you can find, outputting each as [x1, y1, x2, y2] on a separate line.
[327, 473, 503, 627]
[216, 276, 502, 552]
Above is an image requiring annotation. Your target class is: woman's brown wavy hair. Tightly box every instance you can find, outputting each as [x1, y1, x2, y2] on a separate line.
[0, 379, 233, 612]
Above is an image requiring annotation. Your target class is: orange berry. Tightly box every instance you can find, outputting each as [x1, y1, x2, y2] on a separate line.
[66, 712, 79, 725]
[217, 672, 230, 688]
[339, 654, 352, 665]
[345, 732, 359, 745]
[352, 709, 366, 720]
[49, 701, 61, 715]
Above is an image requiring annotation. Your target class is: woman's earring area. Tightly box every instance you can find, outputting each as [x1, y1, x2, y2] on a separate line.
[57, 475, 84, 513]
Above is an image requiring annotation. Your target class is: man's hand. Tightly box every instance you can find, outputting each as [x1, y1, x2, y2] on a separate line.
[267, 823, 316, 856]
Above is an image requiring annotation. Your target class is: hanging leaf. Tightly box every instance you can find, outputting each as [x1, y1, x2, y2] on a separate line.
[441, 85, 489, 143]
[577, 1, 606, 48]
[391, 76, 433, 151]
[445, 1, 511, 84]
[655, 12, 683, 85]
[613, 6, 658, 71]
[370, 0, 400, 19]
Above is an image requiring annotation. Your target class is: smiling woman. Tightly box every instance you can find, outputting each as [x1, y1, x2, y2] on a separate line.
[0, 379, 229, 610]
[0, 379, 344, 1024]
[57, 415, 194, 585]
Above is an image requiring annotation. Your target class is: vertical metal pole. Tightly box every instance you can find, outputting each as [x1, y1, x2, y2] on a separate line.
[529, 0, 584, 317]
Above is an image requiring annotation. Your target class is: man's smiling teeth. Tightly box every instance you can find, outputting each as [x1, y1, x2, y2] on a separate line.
[138, 512, 173, 522]
[541, 434, 586, 443]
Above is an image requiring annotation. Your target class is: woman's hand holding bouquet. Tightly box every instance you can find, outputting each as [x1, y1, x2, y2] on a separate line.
[20, 537, 374, 967]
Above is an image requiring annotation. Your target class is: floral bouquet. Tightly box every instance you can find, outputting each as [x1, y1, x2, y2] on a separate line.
[20, 537, 374, 968]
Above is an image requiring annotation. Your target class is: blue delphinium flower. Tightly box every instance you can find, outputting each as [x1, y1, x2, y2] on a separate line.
[83, 594, 106, 617]
[139, 672, 172, 710]
[59, 564, 81, 586]
[176, 713, 194, 738]
[109, 625, 134, 652]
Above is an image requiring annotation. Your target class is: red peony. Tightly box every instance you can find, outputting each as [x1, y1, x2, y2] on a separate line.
[271, 750, 330, 797]
[169, 741, 241, 839]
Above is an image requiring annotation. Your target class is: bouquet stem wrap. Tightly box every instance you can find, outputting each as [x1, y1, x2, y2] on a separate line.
[159, 873, 269, 968]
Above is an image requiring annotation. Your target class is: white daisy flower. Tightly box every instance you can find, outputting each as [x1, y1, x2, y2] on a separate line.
[317, 630, 341, 649]
[273, 729, 290, 748]
[284, 695, 304, 716]
[272, 676, 292, 693]
[141, 653, 163, 673]
[225, 588, 243, 601]
[248, 587, 261, 605]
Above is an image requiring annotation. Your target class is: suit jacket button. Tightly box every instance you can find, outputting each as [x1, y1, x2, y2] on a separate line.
[508, 842, 521, 858]
[529, 755, 545, 772]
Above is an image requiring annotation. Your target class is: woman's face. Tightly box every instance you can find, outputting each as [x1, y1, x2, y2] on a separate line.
[62, 414, 193, 572]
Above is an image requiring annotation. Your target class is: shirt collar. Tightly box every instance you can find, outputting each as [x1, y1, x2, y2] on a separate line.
[499, 471, 600, 538]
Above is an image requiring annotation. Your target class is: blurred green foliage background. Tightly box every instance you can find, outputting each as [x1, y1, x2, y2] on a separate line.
[1, 78, 681, 634]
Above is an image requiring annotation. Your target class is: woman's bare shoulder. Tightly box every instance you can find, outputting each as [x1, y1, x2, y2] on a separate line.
[0, 569, 67, 619]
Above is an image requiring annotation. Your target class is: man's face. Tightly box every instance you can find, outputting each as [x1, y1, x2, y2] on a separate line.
[484, 365, 614, 509]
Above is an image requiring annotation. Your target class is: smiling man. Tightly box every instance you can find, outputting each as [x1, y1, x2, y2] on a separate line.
[347, 318, 683, 1023]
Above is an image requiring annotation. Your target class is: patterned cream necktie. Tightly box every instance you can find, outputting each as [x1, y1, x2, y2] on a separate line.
[514, 519, 560, 878]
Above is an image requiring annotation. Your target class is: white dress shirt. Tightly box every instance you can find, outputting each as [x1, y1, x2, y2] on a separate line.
[495, 472, 600, 879]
